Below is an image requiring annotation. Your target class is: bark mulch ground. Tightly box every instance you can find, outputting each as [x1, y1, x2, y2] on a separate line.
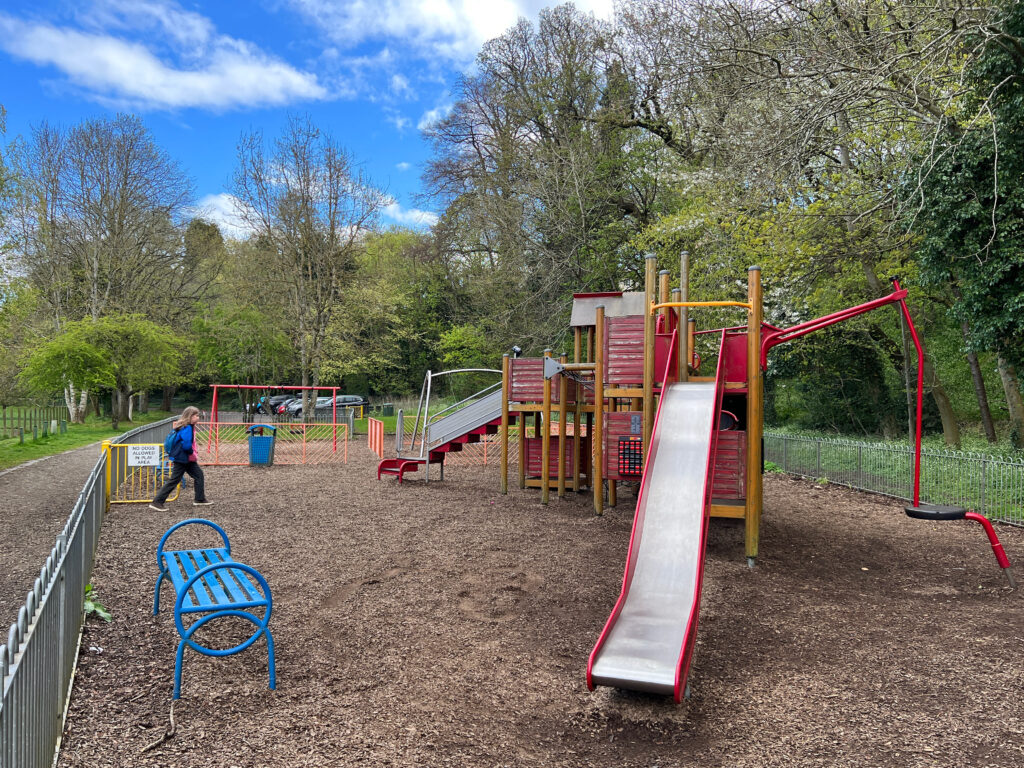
[54, 442, 1023, 768]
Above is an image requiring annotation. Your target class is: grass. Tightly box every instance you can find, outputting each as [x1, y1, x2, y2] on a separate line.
[0, 411, 174, 472]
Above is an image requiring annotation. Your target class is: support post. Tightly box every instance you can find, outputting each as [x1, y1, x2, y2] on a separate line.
[501, 354, 510, 495]
[594, 306, 606, 515]
[542, 348, 553, 505]
[643, 255, 658, 457]
[573, 327, 583, 492]
[679, 250, 690, 382]
[746, 266, 764, 564]
[558, 353, 568, 497]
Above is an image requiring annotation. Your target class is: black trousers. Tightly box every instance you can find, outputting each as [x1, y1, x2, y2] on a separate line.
[154, 461, 206, 504]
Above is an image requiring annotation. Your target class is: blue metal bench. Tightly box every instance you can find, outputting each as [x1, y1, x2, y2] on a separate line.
[153, 519, 276, 699]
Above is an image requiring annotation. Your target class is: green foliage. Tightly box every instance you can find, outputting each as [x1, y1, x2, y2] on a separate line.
[84, 583, 111, 622]
[21, 315, 187, 425]
[911, 3, 1024, 369]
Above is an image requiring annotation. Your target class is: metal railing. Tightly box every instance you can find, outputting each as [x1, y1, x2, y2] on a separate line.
[764, 432, 1024, 525]
[0, 417, 174, 768]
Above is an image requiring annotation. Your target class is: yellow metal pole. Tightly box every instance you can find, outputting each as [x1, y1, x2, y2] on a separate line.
[679, 250, 689, 382]
[594, 306, 605, 515]
[501, 354, 510, 495]
[541, 348, 552, 505]
[746, 266, 764, 565]
[558, 353, 568, 497]
[643, 255, 657, 457]
[103, 440, 112, 509]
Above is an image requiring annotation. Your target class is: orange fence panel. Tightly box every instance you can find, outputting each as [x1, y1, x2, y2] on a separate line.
[368, 418, 384, 458]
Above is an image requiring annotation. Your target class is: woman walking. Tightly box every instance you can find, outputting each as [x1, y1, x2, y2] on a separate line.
[150, 406, 213, 511]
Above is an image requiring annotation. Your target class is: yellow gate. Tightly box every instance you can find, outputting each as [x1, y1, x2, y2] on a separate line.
[107, 443, 181, 504]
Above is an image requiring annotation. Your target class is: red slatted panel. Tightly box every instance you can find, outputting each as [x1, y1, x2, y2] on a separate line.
[523, 436, 591, 477]
[603, 411, 644, 480]
[509, 358, 580, 404]
[605, 316, 646, 385]
[712, 430, 746, 499]
[722, 332, 748, 385]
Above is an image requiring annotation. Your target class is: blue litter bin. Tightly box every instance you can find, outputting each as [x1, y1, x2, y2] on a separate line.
[247, 424, 277, 466]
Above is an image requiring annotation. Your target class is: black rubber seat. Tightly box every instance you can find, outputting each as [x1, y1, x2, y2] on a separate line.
[904, 504, 967, 521]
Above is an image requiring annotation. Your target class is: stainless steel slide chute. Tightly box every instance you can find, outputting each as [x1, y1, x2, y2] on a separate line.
[587, 379, 720, 701]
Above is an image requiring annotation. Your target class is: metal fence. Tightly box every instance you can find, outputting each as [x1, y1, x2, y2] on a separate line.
[0, 417, 174, 768]
[764, 432, 1024, 526]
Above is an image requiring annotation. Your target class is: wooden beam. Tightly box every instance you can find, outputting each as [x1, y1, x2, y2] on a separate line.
[746, 267, 764, 562]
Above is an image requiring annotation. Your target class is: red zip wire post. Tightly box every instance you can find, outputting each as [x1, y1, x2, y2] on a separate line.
[891, 280, 1015, 589]
[760, 278, 1015, 588]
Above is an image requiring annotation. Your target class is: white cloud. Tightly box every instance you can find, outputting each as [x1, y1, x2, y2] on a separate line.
[386, 112, 411, 132]
[417, 104, 453, 131]
[390, 73, 414, 98]
[383, 201, 438, 228]
[0, 5, 327, 111]
[192, 193, 256, 240]
[289, 0, 615, 63]
[396, 162, 412, 171]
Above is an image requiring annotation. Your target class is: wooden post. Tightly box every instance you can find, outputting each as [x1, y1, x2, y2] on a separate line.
[608, 398, 618, 508]
[659, 270, 671, 324]
[573, 327, 583, 492]
[518, 410, 527, 490]
[679, 250, 690, 382]
[586, 327, 594, 363]
[501, 354, 510, 495]
[558, 353, 568, 497]
[541, 348, 553, 505]
[643, 255, 657, 457]
[594, 306, 606, 515]
[746, 266, 764, 564]
[671, 287, 681, 380]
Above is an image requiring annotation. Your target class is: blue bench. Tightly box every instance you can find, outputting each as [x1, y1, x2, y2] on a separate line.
[153, 519, 276, 699]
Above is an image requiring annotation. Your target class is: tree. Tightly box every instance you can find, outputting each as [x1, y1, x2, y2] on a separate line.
[7, 114, 195, 421]
[21, 315, 187, 429]
[232, 115, 383, 414]
[911, 1, 1024, 446]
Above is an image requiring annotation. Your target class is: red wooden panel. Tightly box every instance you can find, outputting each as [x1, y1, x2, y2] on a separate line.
[510, 358, 576, 404]
[524, 436, 591, 477]
[712, 430, 746, 499]
[604, 411, 643, 480]
[605, 315, 645, 385]
[722, 332, 748, 384]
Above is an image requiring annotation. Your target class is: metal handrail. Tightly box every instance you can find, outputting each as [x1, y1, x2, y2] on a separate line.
[405, 369, 502, 459]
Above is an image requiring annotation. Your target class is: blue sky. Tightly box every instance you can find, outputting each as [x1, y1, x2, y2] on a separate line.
[0, 0, 612, 237]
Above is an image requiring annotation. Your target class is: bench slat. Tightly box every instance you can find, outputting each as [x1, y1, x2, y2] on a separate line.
[190, 549, 234, 606]
[163, 548, 267, 611]
[176, 551, 215, 610]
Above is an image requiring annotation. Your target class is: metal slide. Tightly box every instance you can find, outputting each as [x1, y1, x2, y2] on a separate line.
[587, 380, 719, 701]
[421, 389, 502, 452]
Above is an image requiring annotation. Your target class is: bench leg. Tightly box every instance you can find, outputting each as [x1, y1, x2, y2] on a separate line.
[266, 628, 276, 691]
[153, 569, 168, 615]
[173, 637, 187, 699]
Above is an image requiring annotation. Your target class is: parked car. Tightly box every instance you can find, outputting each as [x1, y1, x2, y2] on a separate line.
[316, 395, 369, 412]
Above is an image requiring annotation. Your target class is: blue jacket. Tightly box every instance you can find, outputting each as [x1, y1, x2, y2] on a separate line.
[170, 425, 195, 463]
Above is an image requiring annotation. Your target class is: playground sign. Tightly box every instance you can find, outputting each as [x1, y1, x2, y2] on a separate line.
[126, 444, 161, 467]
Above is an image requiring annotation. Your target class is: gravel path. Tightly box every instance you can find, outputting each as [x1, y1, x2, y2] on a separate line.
[0, 442, 106, 630]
